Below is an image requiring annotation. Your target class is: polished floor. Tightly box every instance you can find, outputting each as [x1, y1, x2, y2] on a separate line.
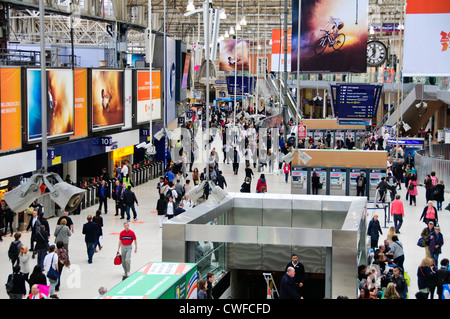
[0, 130, 448, 299]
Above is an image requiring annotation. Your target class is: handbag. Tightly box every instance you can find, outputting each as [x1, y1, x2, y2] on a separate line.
[47, 255, 59, 280]
[114, 253, 122, 265]
[408, 182, 414, 191]
[417, 237, 424, 247]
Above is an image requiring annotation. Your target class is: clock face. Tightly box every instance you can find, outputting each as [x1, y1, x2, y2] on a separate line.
[367, 41, 388, 67]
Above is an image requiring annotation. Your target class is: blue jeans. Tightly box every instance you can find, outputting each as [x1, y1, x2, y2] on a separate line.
[126, 205, 137, 220]
[437, 201, 442, 211]
[86, 242, 96, 263]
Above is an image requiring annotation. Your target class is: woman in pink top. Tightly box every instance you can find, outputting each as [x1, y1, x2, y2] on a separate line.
[408, 175, 418, 206]
[391, 194, 404, 234]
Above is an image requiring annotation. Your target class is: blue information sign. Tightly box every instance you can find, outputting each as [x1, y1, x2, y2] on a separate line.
[330, 84, 383, 122]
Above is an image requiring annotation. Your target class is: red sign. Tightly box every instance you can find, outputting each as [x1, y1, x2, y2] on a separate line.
[298, 121, 307, 139]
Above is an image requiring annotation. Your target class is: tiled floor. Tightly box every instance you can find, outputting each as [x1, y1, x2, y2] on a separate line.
[0, 128, 448, 299]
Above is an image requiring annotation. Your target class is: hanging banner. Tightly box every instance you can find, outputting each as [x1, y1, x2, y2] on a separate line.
[136, 70, 162, 124]
[71, 69, 88, 139]
[403, 0, 450, 76]
[219, 40, 250, 72]
[271, 29, 292, 72]
[292, 0, 369, 73]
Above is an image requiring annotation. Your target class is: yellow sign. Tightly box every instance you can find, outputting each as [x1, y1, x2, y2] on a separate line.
[111, 146, 134, 160]
[52, 156, 62, 165]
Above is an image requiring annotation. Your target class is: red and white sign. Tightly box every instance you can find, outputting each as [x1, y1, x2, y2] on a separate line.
[403, 0, 450, 76]
[298, 121, 307, 139]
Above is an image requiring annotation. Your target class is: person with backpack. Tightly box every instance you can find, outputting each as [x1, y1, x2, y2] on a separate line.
[8, 232, 23, 269]
[5, 265, 26, 299]
[356, 172, 366, 196]
[123, 185, 139, 222]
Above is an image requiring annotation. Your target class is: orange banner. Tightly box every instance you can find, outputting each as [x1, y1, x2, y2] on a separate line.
[137, 70, 161, 101]
[71, 69, 88, 139]
[0, 68, 22, 152]
[406, 0, 450, 14]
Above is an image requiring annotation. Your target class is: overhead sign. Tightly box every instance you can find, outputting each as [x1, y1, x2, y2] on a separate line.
[330, 84, 383, 123]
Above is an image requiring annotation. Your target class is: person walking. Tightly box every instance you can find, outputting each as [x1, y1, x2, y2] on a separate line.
[436, 258, 450, 299]
[18, 245, 31, 282]
[417, 257, 436, 299]
[283, 161, 290, 183]
[420, 201, 438, 226]
[82, 215, 99, 264]
[43, 244, 59, 298]
[54, 241, 70, 293]
[426, 226, 444, 268]
[34, 225, 49, 270]
[256, 174, 268, 193]
[93, 210, 104, 252]
[26, 209, 41, 256]
[156, 194, 167, 228]
[111, 180, 123, 216]
[279, 267, 302, 299]
[367, 214, 383, 249]
[390, 235, 405, 272]
[123, 185, 139, 222]
[434, 180, 445, 211]
[53, 218, 71, 251]
[390, 194, 405, 234]
[117, 222, 137, 280]
[6, 265, 27, 299]
[407, 175, 418, 206]
[96, 179, 110, 214]
[8, 232, 23, 269]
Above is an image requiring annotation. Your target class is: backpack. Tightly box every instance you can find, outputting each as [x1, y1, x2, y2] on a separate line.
[357, 177, 364, 187]
[5, 274, 13, 293]
[8, 241, 20, 261]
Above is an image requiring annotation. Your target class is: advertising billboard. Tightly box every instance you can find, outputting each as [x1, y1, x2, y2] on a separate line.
[0, 67, 21, 152]
[271, 29, 292, 72]
[71, 68, 88, 139]
[91, 69, 124, 131]
[136, 70, 162, 124]
[181, 54, 191, 89]
[219, 39, 250, 72]
[403, 0, 450, 76]
[27, 68, 74, 142]
[292, 0, 369, 73]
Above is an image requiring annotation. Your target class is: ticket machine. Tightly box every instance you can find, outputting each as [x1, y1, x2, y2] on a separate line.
[347, 168, 367, 196]
[328, 167, 347, 196]
[291, 166, 308, 194]
[308, 166, 328, 195]
[368, 168, 386, 200]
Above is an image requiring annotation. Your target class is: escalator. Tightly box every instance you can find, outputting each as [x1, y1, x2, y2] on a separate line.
[266, 74, 303, 120]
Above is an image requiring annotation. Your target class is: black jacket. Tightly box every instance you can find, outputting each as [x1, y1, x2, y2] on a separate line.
[285, 261, 306, 285]
[33, 229, 49, 250]
[7, 273, 27, 295]
[82, 221, 99, 243]
[112, 184, 123, 201]
[279, 273, 301, 299]
[123, 189, 138, 206]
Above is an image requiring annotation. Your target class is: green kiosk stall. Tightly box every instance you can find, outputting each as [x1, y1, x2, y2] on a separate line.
[101, 262, 198, 299]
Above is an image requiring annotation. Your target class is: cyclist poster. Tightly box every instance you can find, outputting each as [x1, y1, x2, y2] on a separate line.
[292, 0, 368, 73]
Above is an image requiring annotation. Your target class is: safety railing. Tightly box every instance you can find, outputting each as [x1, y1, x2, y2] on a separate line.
[415, 144, 450, 191]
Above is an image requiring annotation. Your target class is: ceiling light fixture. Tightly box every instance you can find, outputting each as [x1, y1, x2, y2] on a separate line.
[187, 0, 195, 12]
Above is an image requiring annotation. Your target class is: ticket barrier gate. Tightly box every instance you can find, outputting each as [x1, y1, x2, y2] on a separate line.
[328, 167, 346, 196]
[157, 161, 163, 177]
[368, 168, 386, 200]
[347, 168, 368, 197]
[291, 166, 308, 194]
[308, 166, 328, 195]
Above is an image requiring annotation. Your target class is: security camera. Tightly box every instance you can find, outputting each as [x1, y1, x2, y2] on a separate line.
[282, 150, 296, 164]
[136, 142, 147, 149]
[298, 149, 312, 165]
[154, 128, 165, 141]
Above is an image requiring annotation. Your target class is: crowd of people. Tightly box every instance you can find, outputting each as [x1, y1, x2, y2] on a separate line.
[1, 100, 449, 300]
[361, 158, 450, 299]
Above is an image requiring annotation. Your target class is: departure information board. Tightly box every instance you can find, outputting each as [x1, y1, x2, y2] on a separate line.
[330, 84, 383, 124]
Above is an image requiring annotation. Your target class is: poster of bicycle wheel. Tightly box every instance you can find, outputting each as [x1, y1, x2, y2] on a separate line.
[292, 0, 368, 73]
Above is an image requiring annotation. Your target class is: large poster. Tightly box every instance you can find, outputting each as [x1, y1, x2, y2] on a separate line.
[71, 69, 88, 139]
[292, 0, 369, 73]
[136, 70, 162, 124]
[403, 0, 450, 76]
[0, 68, 21, 152]
[219, 40, 250, 72]
[27, 68, 74, 142]
[271, 29, 292, 72]
[91, 69, 124, 131]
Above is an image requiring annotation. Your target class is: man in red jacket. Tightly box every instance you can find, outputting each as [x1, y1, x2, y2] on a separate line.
[391, 194, 405, 234]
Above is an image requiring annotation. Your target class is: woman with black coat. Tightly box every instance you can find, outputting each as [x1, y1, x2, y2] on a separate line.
[240, 177, 251, 193]
[27, 265, 47, 295]
[156, 194, 167, 228]
[434, 180, 445, 211]
[7, 265, 27, 299]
